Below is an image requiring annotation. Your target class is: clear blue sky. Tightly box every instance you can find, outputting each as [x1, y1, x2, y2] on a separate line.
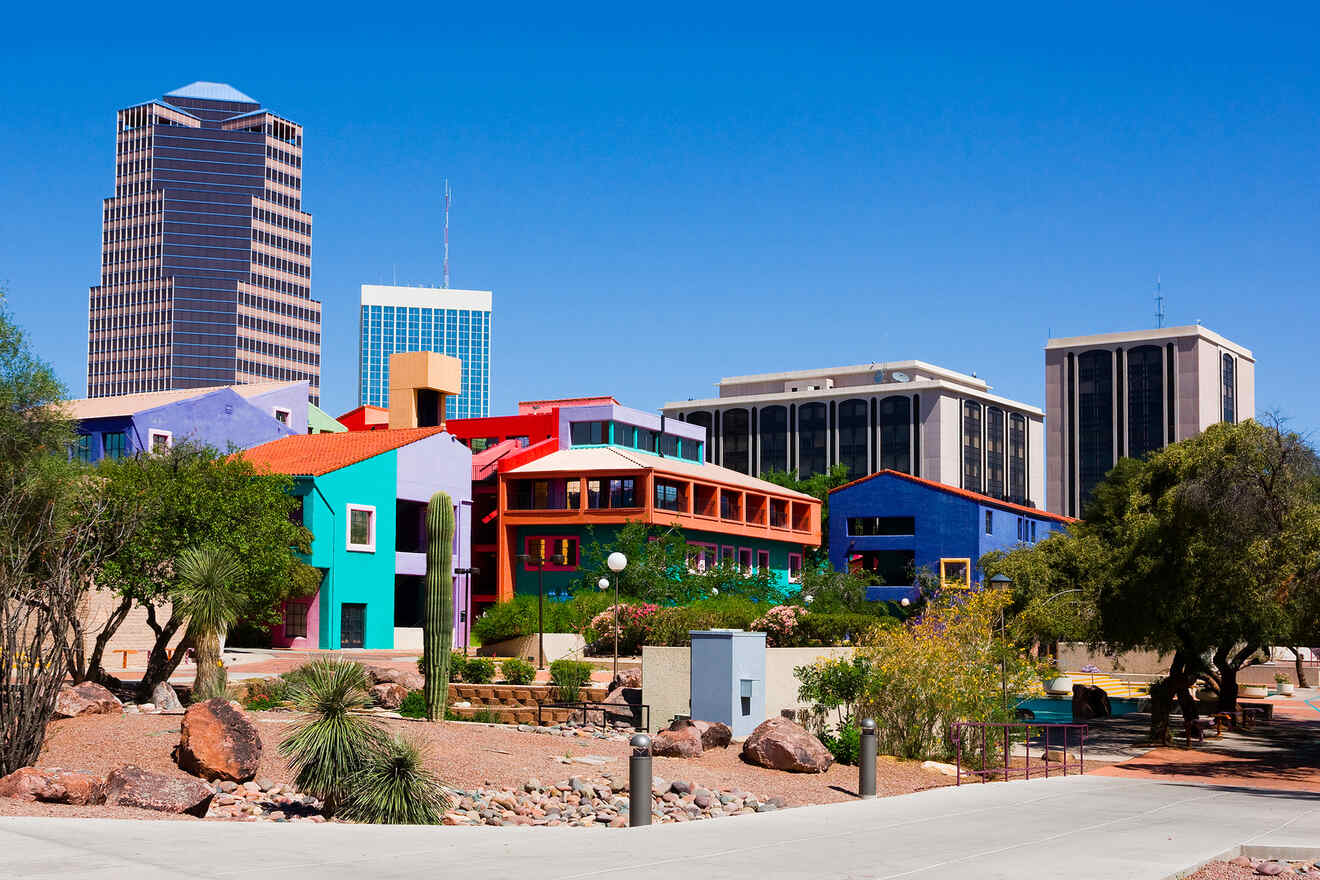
[1, 5, 1316, 433]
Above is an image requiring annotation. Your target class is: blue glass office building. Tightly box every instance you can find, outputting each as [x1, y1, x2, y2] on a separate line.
[359, 285, 492, 419]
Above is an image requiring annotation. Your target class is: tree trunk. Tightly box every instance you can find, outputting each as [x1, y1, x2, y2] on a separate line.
[1213, 643, 1259, 714]
[1292, 648, 1310, 688]
[191, 627, 226, 701]
[1150, 651, 1198, 745]
[134, 605, 187, 702]
[74, 594, 133, 685]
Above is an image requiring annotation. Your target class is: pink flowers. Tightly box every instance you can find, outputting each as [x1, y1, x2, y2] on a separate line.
[585, 603, 658, 654]
[751, 604, 806, 647]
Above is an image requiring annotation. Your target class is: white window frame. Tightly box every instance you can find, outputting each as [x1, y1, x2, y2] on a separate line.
[345, 504, 376, 553]
[273, 406, 293, 426]
[148, 429, 173, 453]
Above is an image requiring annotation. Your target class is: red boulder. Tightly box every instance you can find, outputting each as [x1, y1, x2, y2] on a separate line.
[174, 698, 263, 782]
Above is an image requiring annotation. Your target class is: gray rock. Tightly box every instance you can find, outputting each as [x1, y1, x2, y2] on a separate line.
[151, 681, 184, 713]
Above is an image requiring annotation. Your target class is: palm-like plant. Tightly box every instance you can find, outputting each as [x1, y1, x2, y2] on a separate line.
[173, 545, 244, 701]
[338, 735, 451, 824]
[278, 657, 387, 817]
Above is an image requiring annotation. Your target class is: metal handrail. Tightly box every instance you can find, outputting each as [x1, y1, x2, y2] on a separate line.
[537, 699, 650, 732]
[952, 721, 1088, 785]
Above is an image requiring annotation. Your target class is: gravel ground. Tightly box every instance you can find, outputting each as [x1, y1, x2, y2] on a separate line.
[1185, 859, 1320, 878]
[21, 712, 951, 821]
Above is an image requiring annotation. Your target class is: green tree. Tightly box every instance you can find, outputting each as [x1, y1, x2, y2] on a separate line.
[980, 530, 1102, 652]
[173, 545, 245, 700]
[1078, 420, 1320, 742]
[574, 520, 780, 604]
[90, 442, 315, 699]
[761, 463, 851, 563]
[0, 293, 131, 773]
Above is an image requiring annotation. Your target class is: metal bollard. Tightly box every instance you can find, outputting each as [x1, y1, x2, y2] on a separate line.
[629, 733, 652, 826]
[859, 718, 877, 799]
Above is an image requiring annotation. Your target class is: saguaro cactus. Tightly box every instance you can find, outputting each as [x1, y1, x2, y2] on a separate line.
[423, 491, 455, 721]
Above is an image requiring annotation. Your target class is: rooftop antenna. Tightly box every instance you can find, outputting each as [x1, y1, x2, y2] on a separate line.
[1154, 275, 1165, 328]
[443, 180, 452, 289]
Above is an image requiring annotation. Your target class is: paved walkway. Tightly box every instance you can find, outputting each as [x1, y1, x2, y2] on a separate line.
[3, 775, 1318, 879]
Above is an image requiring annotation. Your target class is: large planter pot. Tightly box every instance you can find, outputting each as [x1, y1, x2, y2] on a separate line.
[1043, 676, 1074, 696]
[1277, 682, 1295, 696]
[1239, 684, 1269, 699]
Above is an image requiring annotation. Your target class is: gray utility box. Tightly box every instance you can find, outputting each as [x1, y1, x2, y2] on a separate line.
[689, 629, 767, 738]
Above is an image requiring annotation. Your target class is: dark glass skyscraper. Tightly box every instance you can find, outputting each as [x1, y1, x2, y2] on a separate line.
[88, 82, 320, 402]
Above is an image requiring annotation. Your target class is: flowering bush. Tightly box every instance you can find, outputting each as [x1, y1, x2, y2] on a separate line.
[583, 603, 658, 655]
[750, 604, 806, 647]
[859, 588, 1049, 760]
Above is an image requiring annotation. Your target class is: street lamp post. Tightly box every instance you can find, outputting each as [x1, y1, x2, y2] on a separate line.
[606, 552, 627, 682]
[518, 552, 565, 669]
[989, 572, 1013, 711]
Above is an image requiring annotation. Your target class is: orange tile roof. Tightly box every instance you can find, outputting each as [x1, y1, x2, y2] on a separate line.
[828, 469, 1077, 524]
[242, 427, 445, 476]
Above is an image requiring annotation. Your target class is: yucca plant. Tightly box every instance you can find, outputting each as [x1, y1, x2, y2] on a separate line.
[173, 545, 245, 701]
[278, 657, 387, 816]
[338, 735, 451, 824]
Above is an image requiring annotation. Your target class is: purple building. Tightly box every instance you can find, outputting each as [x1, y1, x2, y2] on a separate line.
[66, 380, 310, 463]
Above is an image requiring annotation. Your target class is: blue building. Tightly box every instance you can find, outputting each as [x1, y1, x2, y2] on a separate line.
[827, 470, 1074, 602]
[359, 285, 492, 419]
[66, 381, 307, 463]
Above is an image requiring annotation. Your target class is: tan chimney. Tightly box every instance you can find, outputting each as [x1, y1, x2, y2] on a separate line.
[388, 351, 463, 430]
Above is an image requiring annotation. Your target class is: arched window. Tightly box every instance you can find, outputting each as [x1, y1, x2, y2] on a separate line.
[759, 405, 788, 475]
[685, 411, 712, 462]
[721, 408, 750, 474]
[1078, 349, 1114, 506]
[962, 401, 983, 492]
[1222, 354, 1236, 424]
[838, 399, 869, 480]
[879, 396, 911, 473]
[797, 402, 827, 478]
[1126, 345, 1163, 459]
[985, 406, 1005, 499]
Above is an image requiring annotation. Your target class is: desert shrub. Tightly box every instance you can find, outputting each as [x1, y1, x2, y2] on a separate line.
[278, 657, 388, 817]
[750, 604, 806, 646]
[501, 657, 536, 685]
[860, 588, 1047, 760]
[468, 708, 503, 724]
[398, 689, 426, 719]
[280, 662, 317, 691]
[646, 597, 763, 646]
[798, 613, 894, 647]
[821, 719, 861, 766]
[241, 677, 289, 711]
[471, 597, 538, 644]
[549, 659, 594, 702]
[796, 654, 873, 727]
[461, 656, 496, 684]
[338, 735, 451, 825]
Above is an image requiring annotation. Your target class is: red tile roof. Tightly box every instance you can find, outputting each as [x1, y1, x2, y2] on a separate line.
[828, 469, 1077, 524]
[242, 427, 445, 476]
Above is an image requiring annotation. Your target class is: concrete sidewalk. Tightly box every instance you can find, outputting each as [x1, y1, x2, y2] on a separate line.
[3, 775, 1318, 880]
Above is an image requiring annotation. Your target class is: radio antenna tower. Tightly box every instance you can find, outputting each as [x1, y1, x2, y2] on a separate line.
[1154, 275, 1165, 328]
[442, 180, 452, 289]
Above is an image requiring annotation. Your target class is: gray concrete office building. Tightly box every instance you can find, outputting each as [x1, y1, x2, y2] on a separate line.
[662, 362, 1046, 508]
[1044, 325, 1255, 517]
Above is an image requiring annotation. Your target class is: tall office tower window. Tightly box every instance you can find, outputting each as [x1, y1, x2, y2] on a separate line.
[798, 402, 828, 478]
[759, 405, 788, 474]
[721, 408, 751, 474]
[1221, 354, 1236, 423]
[1008, 412, 1027, 503]
[985, 406, 1005, 499]
[838, 399, 869, 479]
[87, 83, 322, 402]
[1126, 345, 1164, 459]
[358, 286, 492, 418]
[879, 395, 911, 473]
[962, 401, 983, 492]
[686, 411, 713, 463]
[1077, 349, 1115, 507]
